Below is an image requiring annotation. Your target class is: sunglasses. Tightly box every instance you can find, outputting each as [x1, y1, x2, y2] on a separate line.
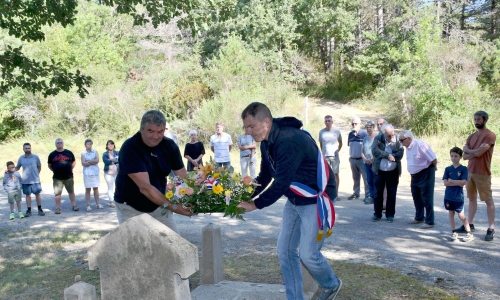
[399, 137, 408, 142]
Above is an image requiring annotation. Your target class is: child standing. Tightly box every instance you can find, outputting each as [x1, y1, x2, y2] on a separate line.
[3, 161, 24, 220]
[443, 147, 473, 242]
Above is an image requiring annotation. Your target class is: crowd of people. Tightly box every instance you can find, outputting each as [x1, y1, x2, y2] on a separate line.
[2, 119, 258, 219]
[318, 111, 496, 243]
[2, 106, 495, 300]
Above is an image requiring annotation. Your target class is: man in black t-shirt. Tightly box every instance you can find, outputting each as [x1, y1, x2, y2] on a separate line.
[114, 110, 192, 232]
[47, 138, 78, 214]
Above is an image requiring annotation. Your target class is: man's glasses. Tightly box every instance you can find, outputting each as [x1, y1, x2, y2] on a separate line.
[399, 137, 408, 142]
[351, 123, 358, 125]
[377, 123, 384, 126]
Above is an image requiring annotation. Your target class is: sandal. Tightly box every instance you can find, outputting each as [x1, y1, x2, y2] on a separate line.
[96, 204, 104, 209]
[72, 206, 79, 211]
[55, 208, 61, 214]
[87, 206, 92, 212]
[109, 202, 115, 208]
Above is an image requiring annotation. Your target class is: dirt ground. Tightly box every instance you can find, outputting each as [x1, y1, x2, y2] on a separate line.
[1, 99, 499, 299]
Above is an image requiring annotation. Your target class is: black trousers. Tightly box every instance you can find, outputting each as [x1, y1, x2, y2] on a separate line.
[410, 165, 435, 225]
[374, 168, 399, 218]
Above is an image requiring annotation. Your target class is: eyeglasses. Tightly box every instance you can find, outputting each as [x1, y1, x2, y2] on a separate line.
[377, 123, 384, 126]
[399, 137, 408, 142]
[351, 123, 358, 125]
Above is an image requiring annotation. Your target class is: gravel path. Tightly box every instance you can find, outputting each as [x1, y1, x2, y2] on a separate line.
[1, 100, 499, 299]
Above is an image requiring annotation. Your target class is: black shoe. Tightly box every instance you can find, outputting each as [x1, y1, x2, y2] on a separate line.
[317, 279, 342, 300]
[25, 210, 32, 217]
[454, 224, 474, 233]
[347, 194, 359, 200]
[485, 228, 495, 241]
[371, 216, 381, 222]
[38, 209, 45, 216]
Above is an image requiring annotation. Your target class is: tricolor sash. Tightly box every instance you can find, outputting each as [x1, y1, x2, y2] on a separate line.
[289, 147, 336, 242]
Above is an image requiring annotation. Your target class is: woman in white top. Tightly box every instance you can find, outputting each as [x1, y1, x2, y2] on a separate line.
[81, 138, 102, 211]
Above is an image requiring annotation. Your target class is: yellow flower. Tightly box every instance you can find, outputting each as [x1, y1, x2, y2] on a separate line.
[246, 186, 253, 193]
[165, 191, 174, 199]
[225, 190, 232, 195]
[213, 172, 220, 179]
[213, 184, 224, 194]
[179, 188, 186, 195]
[231, 173, 240, 181]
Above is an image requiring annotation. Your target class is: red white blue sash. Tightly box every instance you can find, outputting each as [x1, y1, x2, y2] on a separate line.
[289, 148, 335, 241]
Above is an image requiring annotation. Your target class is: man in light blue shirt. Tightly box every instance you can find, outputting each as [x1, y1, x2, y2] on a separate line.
[237, 133, 257, 178]
[16, 143, 45, 217]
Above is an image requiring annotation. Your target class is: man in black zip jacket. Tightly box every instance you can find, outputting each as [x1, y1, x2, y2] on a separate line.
[238, 102, 342, 300]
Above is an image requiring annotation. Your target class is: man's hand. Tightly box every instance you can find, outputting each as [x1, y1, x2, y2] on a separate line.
[174, 205, 196, 217]
[238, 201, 257, 212]
[388, 154, 395, 162]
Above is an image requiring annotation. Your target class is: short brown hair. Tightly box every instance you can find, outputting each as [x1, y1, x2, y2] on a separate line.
[241, 102, 273, 122]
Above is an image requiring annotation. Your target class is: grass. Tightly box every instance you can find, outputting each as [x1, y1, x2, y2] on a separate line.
[0, 229, 459, 300]
[0, 229, 103, 299]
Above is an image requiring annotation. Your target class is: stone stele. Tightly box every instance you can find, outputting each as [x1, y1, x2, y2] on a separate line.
[88, 214, 199, 300]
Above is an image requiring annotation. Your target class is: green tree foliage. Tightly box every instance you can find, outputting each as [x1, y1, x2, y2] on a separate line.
[294, 0, 357, 70]
[0, 0, 200, 98]
[478, 40, 500, 97]
[0, 0, 91, 97]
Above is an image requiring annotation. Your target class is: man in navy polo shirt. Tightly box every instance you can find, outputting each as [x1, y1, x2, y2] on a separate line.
[114, 110, 193, 232]
[347, 117, 370, 202]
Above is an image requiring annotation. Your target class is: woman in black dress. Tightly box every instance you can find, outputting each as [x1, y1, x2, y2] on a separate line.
[184, 130, 205, 171]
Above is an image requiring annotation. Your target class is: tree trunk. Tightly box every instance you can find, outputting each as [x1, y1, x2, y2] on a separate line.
[326, 37, 335, 72]
[357, 8, 362, 51]
[461, 3, 466, 30]
[377, 1, 384, 35]
[435, 0, 440, 24]
[492, 0, 497, 36]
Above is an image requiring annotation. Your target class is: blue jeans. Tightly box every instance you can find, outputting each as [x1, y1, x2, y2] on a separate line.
[277, 201, 339, 300]
[364, 163, 377, 199]
[215, 161, 231, 169]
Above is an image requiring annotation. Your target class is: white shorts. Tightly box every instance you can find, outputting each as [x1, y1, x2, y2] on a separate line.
[83, 175, 100, 188]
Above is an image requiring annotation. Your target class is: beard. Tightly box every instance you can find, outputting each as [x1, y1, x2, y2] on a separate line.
[475, 123, 485, 129]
